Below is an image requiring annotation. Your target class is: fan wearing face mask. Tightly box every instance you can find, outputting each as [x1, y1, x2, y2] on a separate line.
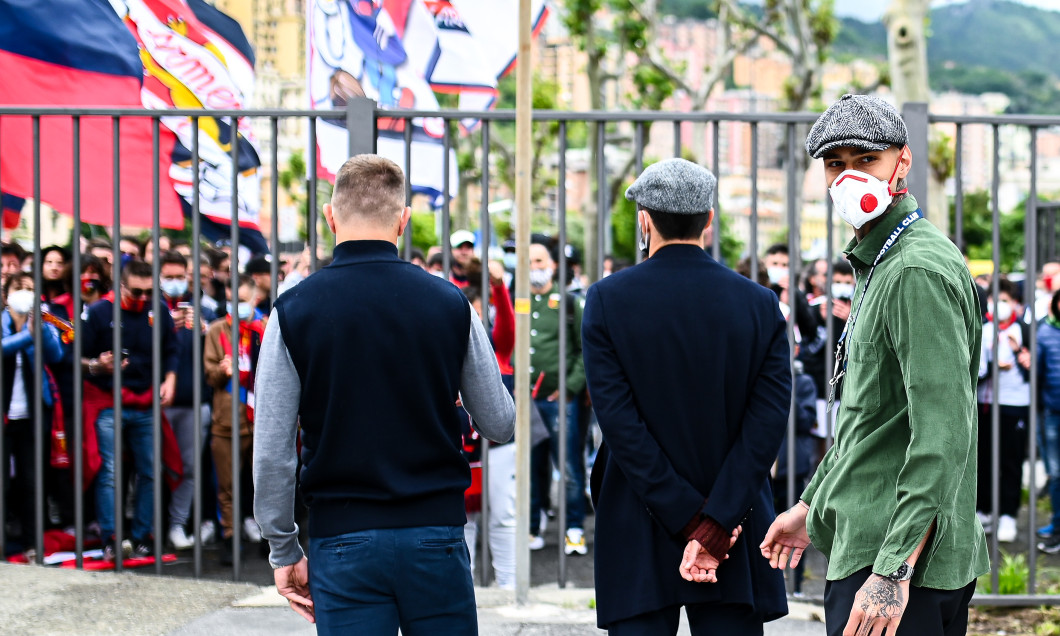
[204, 273, 264, 566]
[762, 94, 988, 636]
[1, 272, 65, 551]
[975, 278, 1030, 544]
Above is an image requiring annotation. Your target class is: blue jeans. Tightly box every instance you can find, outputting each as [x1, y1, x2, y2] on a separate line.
[94, 407, 155, 541]
[530, 397, 585, 533]
[1043, 409, 1060, 529]
[308, 525, 477, 636]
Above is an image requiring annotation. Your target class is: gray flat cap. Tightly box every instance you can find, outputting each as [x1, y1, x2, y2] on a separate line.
[625, 158, 717, 215]
[805, 94, 908, 159]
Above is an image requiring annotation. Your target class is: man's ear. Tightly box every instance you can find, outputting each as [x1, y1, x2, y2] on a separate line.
[896, 145, 912, 180]
[396, 206, 412, 237]
[323, 203, 337, 235]
[705, 209, 715, 230]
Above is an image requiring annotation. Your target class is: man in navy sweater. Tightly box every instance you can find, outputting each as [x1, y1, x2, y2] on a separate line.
[82, 259, 179, 559]
[253, 154, 515, 635]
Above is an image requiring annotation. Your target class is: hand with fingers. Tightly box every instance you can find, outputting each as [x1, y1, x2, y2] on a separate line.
[275, 557, 315, 623]
[759, 502, 811, 570]
[842, 574, 908, 636]
[678, 525, 741, 583]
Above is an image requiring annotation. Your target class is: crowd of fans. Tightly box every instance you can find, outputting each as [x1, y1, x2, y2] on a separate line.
[3, 227, 1060, 581]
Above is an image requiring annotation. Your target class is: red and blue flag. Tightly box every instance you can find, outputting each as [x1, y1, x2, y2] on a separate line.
[0, 0, 184, 229]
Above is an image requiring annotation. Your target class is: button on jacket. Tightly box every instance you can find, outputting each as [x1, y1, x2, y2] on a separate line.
[802, 196, 990, 589]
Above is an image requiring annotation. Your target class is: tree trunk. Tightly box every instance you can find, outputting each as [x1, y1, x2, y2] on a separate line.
[886, 0, 947, 235]
[582, 40, 603, 283]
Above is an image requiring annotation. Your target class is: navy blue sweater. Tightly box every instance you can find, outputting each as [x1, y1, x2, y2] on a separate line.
[274, 240, 472, 537]
[82, 299, 178, 393]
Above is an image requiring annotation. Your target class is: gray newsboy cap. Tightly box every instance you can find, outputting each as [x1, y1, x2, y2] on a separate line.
[625, 158, 717, 215]
[805, 94, 908, 159]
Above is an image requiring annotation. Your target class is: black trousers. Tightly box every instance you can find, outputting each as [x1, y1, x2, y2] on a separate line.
[976, 406, 1028, 517]
[608, 603, 764, 636]
[824, 567, 976, 636]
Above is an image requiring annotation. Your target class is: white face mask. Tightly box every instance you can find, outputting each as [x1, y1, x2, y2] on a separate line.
[828, 160, 905, 230]
[992, 300, 1014, 324]
[7, 289, 34, 315]
[767, 267, 789, 286]
[529, 267, 554, 289]
[831, 282, 855, 300]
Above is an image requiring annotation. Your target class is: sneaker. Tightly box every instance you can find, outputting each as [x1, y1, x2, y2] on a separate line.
[103, 538, 132, 562]
[976, 511, 994, 533]
[564, 528, 587, 556]
[131, 538, 154, 558]
[1039, 523, 1054, 539]
[998, 515, 1017, 543]
[199, 520, 216, 545]
[1039, 533, 1060, 554]
[243, 517, 262, 543]
[168, 525, 194, 550]
[539, 510, 548, 534]
[528, 535, 545, 551]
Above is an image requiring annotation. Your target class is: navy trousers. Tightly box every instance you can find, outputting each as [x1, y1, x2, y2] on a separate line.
[308, 525, 477, 635]
[607, 603, 765, 635]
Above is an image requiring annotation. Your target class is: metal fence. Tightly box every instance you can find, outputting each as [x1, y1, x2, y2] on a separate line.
[1, 100, 1059, 606]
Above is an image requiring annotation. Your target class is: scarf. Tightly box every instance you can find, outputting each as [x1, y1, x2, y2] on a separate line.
[219, 317, 263, 421]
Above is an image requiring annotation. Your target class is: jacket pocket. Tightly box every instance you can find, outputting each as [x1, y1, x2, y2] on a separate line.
[843, 340, 880, 413]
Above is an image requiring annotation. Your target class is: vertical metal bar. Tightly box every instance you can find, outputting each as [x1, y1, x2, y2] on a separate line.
[596, 121, 606, 279]
[308, 118, 318, 272]
[478, 119, 492, 587]
[72, 115, 84, 569]
[955, 125, 964, 252]
[785, 122, 797, 513]
[191, 117, 204, 578]
[989, 123, 1001, 595]
[403, 120, 413, 261]
[151, 117, 164, 573]
[750, 123, 760, 282]
[825, 195, 836, 448]
[633, 122, 645, 266]
[112, 116, 124, 573]
[442, 120, 452, 278]
[673, 120, 681, 157]
[556, 120, 569, 581]
[712, 120, 721, 263]
[230, 120, 242, 581]
[270, 118, 279, 303]
[1028, 126, 1039, 594]
[558, 121, 570, 588]
[32, 115, 44, 564]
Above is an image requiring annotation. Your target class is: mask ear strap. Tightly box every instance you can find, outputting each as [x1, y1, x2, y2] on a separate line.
[888, 149, 909, 197]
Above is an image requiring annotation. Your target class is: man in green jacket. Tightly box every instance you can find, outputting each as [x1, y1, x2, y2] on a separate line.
[527, 240, 588, 556]
[761, 94, 989, 636]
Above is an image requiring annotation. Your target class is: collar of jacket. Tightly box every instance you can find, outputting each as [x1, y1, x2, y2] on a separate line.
[844, 194, 920, 268]
[648, 243, 713, 261]
[331, 240, 401, 265]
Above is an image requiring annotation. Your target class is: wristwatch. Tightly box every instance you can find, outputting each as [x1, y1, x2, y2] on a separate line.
[885, 561, 914, 583]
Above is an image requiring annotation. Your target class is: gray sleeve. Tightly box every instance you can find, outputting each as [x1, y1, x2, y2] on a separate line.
[252, 310, 305, 569]
[460, 310, 516, 443]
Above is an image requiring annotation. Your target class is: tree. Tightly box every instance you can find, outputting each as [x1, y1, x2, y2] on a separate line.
[949, 190, 1026, 273]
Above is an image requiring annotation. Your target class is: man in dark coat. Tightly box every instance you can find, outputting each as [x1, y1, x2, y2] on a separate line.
[582, 158, 791, 634]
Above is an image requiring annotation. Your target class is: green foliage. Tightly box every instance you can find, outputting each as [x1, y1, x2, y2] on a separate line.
[999, 553, 1030, 595]
[716, 213, 745, 267]
[658, 0, 716, 20]
[611, 186, 638, 261]
[950, 191, 1026, 273]
[409, 212, 438, 253]
[831, 1, 1060, 115]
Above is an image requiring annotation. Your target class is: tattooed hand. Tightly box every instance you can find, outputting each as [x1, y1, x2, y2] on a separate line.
[842, 574, 908, 636]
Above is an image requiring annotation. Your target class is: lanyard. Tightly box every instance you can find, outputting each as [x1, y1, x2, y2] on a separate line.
[826, 209, 923, 416]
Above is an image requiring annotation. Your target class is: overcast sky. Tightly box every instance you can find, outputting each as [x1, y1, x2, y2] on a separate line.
[832, 0, 1058, 21]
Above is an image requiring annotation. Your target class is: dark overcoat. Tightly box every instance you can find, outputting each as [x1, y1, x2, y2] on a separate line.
[582, 244, 791, 628]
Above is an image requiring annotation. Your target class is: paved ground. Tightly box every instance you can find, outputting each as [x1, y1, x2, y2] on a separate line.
[0, 563, 826, 635]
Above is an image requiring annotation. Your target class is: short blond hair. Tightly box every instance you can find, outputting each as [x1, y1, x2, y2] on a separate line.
[330, 154, 406, 225]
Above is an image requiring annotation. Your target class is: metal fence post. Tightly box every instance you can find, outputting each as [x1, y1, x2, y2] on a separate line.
[346, 97, 378, 157]
[901, 102, 930, 214]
